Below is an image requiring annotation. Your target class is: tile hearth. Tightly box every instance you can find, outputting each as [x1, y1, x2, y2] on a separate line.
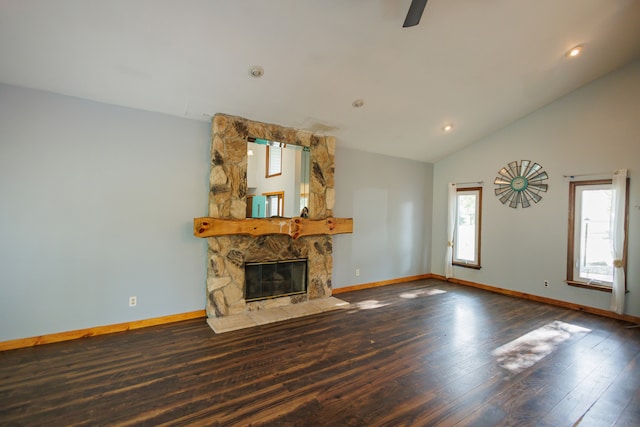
[207, 296, 349, 333]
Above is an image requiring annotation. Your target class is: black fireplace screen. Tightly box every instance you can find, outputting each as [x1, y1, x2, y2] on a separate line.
[244, 259, 308, 302]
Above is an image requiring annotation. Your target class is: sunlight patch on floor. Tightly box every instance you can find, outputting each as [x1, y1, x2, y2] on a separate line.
[355, 300, 389, 310]
[492, 320, 591, 374]
[399, 289, 446, 299]
[347, 288, 446, 313]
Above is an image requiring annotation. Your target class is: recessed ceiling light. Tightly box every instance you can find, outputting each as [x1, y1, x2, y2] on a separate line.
[352, 99, 364, 108]
[248, 65, 264, 78]
[442, 123, 454, 132]
[566, 45, 583, 58]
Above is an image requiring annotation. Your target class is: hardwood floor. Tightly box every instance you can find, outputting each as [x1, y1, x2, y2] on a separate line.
[1, 279, 639, 426]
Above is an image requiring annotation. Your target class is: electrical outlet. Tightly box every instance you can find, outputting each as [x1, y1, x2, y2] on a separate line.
[129, 296, 137, 307]
[544, 280, 549, 287]
[355, 269, 360, 277]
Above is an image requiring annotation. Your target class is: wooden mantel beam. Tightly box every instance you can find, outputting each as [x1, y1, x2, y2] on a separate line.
[193, 217, 353, 239]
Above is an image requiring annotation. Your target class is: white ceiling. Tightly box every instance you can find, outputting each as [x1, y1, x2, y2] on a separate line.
[1, 0, 639, 163]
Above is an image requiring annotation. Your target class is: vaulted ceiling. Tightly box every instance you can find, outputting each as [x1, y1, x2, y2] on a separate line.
[1, 0, 639, 162]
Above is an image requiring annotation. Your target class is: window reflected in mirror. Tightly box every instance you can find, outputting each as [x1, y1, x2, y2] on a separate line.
[246, 138, 310, 218]
[266, 145, 282, 177]
[264, 191, 284, 216]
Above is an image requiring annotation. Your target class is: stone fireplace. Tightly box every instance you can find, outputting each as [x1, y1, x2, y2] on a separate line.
[204, 114, 338, 319]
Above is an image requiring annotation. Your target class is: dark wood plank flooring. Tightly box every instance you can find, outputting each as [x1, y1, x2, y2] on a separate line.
[1, 279, 639, 426]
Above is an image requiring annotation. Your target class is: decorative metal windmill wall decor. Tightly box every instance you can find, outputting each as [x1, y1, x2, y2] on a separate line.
[494, 160, 548, 208]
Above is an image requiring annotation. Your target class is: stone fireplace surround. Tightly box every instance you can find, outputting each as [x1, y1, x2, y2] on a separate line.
[205, 114, 339, 322]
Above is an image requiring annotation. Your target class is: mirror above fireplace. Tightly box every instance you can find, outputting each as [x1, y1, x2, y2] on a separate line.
[246, 137, 310, 218]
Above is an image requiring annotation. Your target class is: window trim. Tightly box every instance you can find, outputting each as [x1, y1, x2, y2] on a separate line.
[453, 186, 482, 269]
[266, 145, 282, 178]
[566, 178, 629, 292]
[263, 191, 285, 217]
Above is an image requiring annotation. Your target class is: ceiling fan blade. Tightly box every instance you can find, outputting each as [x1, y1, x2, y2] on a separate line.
[403, 0, 428, 28]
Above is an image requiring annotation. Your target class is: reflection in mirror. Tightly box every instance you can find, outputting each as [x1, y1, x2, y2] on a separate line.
[246, 138, 310, 218]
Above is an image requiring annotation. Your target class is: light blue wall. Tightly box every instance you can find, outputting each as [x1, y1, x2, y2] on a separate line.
[0, 84, 210, 341]
[4, 60, 636, 342]
[333, 147, 433, 288]
[431, 60, 640, 317]
[0, 84, 435, 342]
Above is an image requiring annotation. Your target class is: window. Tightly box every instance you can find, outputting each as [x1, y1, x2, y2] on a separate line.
[567, 179, 629, 291]
[266, 145, 282, 177]
[453, 187, 482, 268]
[264, 191, 284, 217]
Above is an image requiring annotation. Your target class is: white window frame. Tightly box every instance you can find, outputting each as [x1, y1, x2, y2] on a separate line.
[453, 187, 482, 269]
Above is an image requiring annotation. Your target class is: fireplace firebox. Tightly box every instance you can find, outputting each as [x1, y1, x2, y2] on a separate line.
[244, 259, 308, 302]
